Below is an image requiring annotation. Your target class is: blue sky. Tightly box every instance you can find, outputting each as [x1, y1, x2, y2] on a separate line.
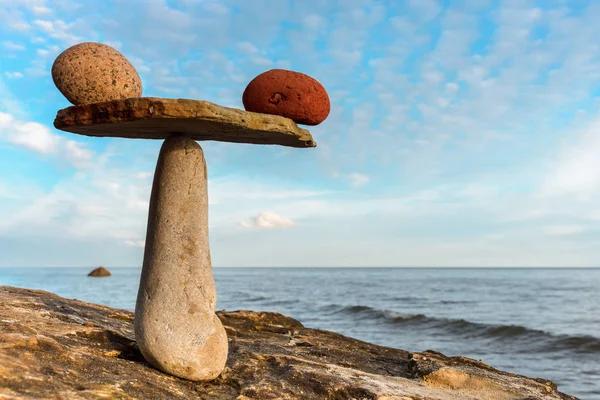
[2, 0, 600, 267]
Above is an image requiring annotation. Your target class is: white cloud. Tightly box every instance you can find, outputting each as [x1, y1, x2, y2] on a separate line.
[32, 19, 81, 43]
[111, 231, 142, 240]
[209, 177, 330, 205]
[0, 179, 43, 200]
[0, 162, 153, 242]
[0, 112, 94, 168]
[236, 41, 272, 66]
[408, 0, 442, 21]
[124, 240, 145, 248]
[4, 72, 24, 79]
[0, 8, 30, 32]
[136, 172, 153, 179]
[0, 113, 58, 154]
[0, 77, 27, 119]
[543, 225, 588, 236]
[237, 42, 258, 55]
[110, 231, 146, 248]
[347, 173, 370, 187]
[445, 82, 459, 92]
[239, 211, 296, 229]
[539, 118, 600, 198]
[24, 67, 47, 77]
[2, 41, 25, 51]
[32, 5, 52, 16]
[63, 140, 94, 167]
[103, 40, 122, 50]
[203, 1, 229, 15]
[333, 172, 370, 187]
[303, 14, 327, 32]
[251, 57, 273, 67]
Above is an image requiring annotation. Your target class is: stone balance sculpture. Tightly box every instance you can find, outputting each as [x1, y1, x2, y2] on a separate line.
[51, 42, 329, 381]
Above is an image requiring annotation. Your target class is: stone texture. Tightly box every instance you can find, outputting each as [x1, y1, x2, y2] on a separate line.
[87, 267, 111, 277]
[135, 135, 227, 381]
[51, 42, 142, 105]
[53, 97, 316, 148]
[242, 69, 330, 126]
[0, 286, 578, 400]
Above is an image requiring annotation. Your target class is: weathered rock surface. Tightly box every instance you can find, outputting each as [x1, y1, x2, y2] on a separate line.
[87, 267, 111, 277]
[0, 286, 577, 399]
[242, 69, 330, 126]
[51, 42, 142, 105]
[53, 97, 316, 148]
[135, 136, 227, 381]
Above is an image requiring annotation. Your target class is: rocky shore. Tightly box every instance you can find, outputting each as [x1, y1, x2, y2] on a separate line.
[0, 286, 577, 400]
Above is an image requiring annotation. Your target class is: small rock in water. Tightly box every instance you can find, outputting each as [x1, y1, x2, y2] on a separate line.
[242, 69, 330, 126]
[51, 42, 142, 105]
[88, 267, 111, 277]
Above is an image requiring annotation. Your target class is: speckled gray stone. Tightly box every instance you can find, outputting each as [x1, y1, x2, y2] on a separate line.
[134, 135, 227, 381]
[51, 42, 142, 105]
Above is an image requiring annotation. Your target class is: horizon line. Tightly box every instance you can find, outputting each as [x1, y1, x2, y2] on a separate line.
[1, 266, 599, 269]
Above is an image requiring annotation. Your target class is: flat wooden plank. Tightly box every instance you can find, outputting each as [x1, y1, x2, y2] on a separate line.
[53, 97, 316, 148]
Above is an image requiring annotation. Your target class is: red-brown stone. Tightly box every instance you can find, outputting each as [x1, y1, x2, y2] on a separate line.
[242, 69, 330, 126]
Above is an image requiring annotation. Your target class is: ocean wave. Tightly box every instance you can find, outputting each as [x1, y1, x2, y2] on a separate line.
[227, 292, 273, 303]
[389, 296, 428, 302]
[438, 300, 474, 305]
[244, 295, 272, 302]
[330, 304, 600, 354]
[262, 299, 302, 306]
[386, 296, 473, 305]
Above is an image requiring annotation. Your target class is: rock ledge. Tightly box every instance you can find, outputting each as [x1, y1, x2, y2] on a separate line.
[0, 286, 577, 400]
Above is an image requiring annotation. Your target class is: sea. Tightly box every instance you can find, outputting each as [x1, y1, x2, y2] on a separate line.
[1, 267, 598, 399]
